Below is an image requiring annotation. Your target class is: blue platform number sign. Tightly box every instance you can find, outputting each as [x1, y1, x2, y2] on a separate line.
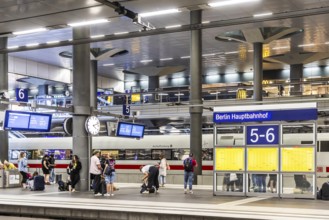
[246, 125, 279, 145]
[123, 105, 130, 116]
[15, 88, 28, 102]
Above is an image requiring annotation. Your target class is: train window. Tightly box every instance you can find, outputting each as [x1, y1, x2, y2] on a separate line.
[282, 124, 315, 145]
[215, 126, 244, 146]
[320, 141, 329, 152]
[117, 149, 126, 160]
[202, 148, 213, 160]
[151, 150, 172, 160]
[125, 149, 151, 160]
[172, 149, 190, 160]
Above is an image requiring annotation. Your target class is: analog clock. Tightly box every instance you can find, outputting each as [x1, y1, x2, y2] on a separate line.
[63, 117, 73, 136]
[85, 116, 100, 135]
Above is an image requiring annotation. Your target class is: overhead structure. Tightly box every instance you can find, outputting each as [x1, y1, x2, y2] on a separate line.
[216, 27, 303, 101]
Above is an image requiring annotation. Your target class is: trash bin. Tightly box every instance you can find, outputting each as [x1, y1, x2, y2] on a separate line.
[56, 174, 62, 183]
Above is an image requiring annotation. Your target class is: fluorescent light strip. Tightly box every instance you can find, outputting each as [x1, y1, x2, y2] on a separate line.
[26, 43, 39, 47]
[91, 35, 105, 38]
[272, 46, 289, 50]
[139, 9, 180, 17]
[202, 21, 210, 24]
[165, 25, 181, 29]
[7, 46, 19, 49]
[208, 0, 260, 7]
[140, 60, 153, 63]
[248, 50, 254, 52]
[174, 93, 184, 96]
[103, 63, 114, 66]
[181, 56, 190, 59]
[68, 19, 109, 27]
[160, 58, 173, 61]
[13, 28, 47, 35]
[298, 43, 315, 47]
[46, 41, 60, 44]
[202, 53, 215, 57]
[253, 12, 273, 17]
[114, 32, 129, 35]
[225, 51, 238, 54]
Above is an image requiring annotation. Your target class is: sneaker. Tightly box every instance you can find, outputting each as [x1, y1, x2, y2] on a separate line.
[104, 193, 111, 197]
[94, 193, 102, 196]
[189, 190, 193, 194]
[110, 194, 114, 196]
[71, 189, 76, 192]
[184, 189, 187, 194]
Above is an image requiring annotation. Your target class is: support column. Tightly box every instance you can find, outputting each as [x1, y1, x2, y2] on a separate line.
[290, 64, 303, 96]
[90, 60, 98, 108]
[72, 27, 91, 192]
[148, 76, 159, 103]
[189, 10, 203, 182]
[0, 37, 8, 163]
[253, 42, 263, 101]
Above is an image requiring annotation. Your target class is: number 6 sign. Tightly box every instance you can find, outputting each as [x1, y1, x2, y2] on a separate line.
[15, 88, 28, 102]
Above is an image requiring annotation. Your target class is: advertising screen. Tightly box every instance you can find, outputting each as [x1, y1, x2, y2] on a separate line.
[3, 110, 52, 132]
[116, 122, 145, 138]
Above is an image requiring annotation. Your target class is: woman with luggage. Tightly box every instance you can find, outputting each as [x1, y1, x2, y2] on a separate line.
[18, 152, 28, 189]
[68, 155, 82, 192]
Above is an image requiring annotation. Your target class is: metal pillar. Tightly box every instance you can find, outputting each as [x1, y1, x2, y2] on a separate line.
[189, 10, 203, 182]
[72, 27, 91, 192]
[290, 64, 303, 96]
[0, 37, 8, 163]
[253, 42, 263, 101]
[90, 60, 98, 108]
[148, 76, 159, 103]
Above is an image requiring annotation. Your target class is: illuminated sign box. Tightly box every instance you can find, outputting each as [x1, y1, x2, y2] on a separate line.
[3, 110, 52, 132]
[116, 122, 145, 139]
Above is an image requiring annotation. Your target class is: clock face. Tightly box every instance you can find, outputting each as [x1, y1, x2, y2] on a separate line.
[85, 116, 100, 135]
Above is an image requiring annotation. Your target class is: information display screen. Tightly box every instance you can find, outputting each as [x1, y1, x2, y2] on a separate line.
[215, 147, 244, 171]
[281, 147, 314, 172]
[116, 122, 145, 138]
[3, 110, 52, 132]
[247, 148, 278, 171]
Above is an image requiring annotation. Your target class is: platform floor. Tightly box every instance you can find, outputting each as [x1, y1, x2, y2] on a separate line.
[0, 184, 329, 220]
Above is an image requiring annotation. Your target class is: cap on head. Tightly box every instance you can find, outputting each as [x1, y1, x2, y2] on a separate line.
[93, 150, 100, 155]
[189, 153, 193, 157]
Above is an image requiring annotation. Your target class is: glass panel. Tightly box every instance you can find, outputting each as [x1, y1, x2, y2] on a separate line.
[282, 173, 314, 195]
[247, 148, 278, 171]
[281, 147, 314, 172]
[216, 173, 244, 192]
[282, 124, 314, 145]
[151, 149, 172, 160]
[215, 148, 244, 171]
[247, 173, 278, 193]
[216, 126, 244, 146]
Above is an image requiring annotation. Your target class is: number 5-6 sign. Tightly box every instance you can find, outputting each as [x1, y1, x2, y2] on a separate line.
[15, 88, 28, 102]
[246, 125, 279, 145]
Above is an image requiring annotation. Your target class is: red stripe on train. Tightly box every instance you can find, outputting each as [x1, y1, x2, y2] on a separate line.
[21, 164, 214, 170]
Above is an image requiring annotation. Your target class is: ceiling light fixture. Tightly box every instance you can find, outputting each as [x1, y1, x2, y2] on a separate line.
[13, 28, 48, 35]
[103, 63, 115, 66]
[202, 53, 216, 57]
[68, 19, 109, 27]
[7, 46, 19, 49]
[272, 46, 289, 50]
[140, 59, 153, 63]
[225, 51, 238, 54]
[46, 41, 60, 44]
[253, 12, 273, 17]
[91, 34, 105, 38]
[180, 56, 190, 59]
[139, 9, 181, 17]
[114, 32, 129, 35]
[160, 58, 173, 61]
[298, 43, 315, 47]
[202, 21, 210, 24]
[174, 93, 184, 96]
[165, 25, 181, 29]
[208, 0, 260, 8]
[26, 43, 39, 47]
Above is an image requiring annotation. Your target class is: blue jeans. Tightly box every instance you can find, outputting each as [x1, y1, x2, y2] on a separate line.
[184, 171, 194, 190]
[159, 175, 166, 185]
[49, 169, 55, 183]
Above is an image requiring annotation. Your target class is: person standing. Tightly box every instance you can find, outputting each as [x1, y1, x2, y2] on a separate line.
[90, 150, 102, 196]
[48, 154, 56, 183]
[183, 153, 198, 194]
[42, 155, 51, 185]
[18, 152, 28, 189]
[103, 154, 116, 196]
[159, 154, 169, 187]
[68, 155, 82, 192]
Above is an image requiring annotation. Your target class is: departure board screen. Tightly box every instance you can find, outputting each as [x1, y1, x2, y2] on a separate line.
[3, 110, 52, 132]
[116, 122, 145, 138]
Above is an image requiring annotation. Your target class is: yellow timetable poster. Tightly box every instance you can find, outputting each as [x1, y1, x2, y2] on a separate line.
[131, 94, 141, 102]
[281, 147, 314, 172]
[215, 148, 244, 171]
[248, 148, 278, 171]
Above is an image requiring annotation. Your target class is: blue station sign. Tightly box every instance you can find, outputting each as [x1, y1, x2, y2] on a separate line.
[246, 125, 279, 145]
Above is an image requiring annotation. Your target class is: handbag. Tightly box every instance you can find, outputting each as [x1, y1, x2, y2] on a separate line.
[104, 166, 112, 176]
[229, 173, 238, 182]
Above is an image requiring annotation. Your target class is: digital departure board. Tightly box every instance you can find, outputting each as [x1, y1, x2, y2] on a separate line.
[3, 110, 52, 132]
[116, 122, 144, 138]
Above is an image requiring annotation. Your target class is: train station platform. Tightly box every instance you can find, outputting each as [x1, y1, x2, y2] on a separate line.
[0, 184, 329, 220]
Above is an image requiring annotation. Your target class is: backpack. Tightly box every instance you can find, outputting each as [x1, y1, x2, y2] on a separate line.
[58, 180, 66, 191]
[184, 158, 193, 172]
[105, 159, 115, 176]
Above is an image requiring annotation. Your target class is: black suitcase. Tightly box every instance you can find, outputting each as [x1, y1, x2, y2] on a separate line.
[34, 175, 45, 191]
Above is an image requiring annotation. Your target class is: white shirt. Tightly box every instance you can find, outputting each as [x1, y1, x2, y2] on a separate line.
[141, 165, 152, 174]
[89, 155, 101, 175]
